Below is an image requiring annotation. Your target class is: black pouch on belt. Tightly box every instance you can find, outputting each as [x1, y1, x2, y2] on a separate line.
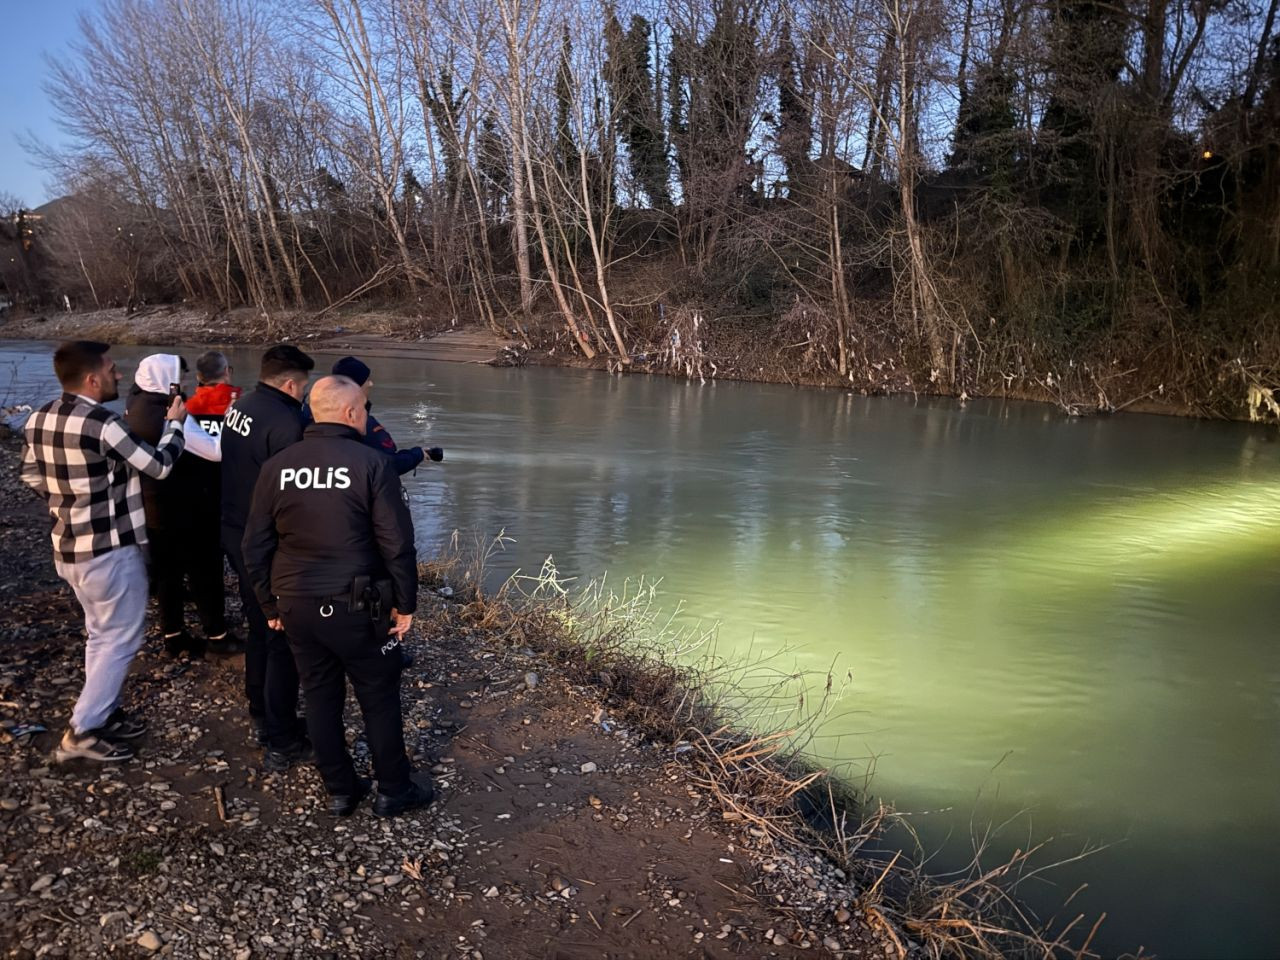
[348, 576, 394, 637]
[348, 575, 371, 612]
[368, 579, 394, 638]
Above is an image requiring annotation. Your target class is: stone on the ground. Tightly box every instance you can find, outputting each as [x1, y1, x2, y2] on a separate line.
[29, 874, 54, 893]
[136, 930, 163, 952]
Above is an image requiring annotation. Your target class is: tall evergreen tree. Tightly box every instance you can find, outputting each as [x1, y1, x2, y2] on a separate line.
[605, 11, 671, 207]
[775, 16, 811, 196]
[667, 34, 690, 193]
[477, 112, 510, 220]
[555, 27, 578, 177]
[1039, 0, 1127, 230]
[948, 63, 1017, 189]
[425, 70, 466, 203]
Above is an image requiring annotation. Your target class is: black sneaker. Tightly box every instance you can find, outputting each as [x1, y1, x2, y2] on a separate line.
[162, 631, 206, 659]
[250, 722, 268, 747]
[263, 738, 314, 772]
[206, 631, 246, 656]
[329, 777, 372, 817]
[93, 708, 147, 740]
[55, 729, 134, 763]
[372, 776, 435, 818]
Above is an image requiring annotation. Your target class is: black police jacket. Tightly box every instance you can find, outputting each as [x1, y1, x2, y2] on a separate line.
[220, 382, 305, 532]
[240, 422, 418, 620]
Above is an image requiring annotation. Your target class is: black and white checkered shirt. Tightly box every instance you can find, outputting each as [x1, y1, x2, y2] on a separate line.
[21, 392, 185, 564]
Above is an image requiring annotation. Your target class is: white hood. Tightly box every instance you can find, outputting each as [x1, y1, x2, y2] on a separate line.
[132, 352, 223, 462]
[135, 354, 183, 395]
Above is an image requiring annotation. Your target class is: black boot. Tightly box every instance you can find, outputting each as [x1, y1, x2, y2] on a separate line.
[206, 630, 247, 656]
[373, 776, 435, 818]
[329, 777, 372, 817]
[162, 631, 206, 659]
[263, 737, 314, 772]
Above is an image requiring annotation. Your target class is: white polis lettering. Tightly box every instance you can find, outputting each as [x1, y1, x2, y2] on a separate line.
[279, 466, 351, 491]
[224, 407, 252, 437]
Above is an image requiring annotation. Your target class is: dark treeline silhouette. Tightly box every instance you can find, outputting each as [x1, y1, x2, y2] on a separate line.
[5, 0, 1279, 414]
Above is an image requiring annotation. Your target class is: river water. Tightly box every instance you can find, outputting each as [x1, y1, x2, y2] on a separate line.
[3, 341, 1278, 958]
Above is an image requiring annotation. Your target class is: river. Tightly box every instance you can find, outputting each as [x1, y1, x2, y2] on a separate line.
[2, 340, 1278, 958]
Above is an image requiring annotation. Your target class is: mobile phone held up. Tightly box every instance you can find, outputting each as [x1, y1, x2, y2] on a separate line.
[169, 382, 186, 401]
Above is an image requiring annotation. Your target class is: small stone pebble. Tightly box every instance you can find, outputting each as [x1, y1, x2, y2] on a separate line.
[136, 930, 163, 952]
[30, 874, 54, 893]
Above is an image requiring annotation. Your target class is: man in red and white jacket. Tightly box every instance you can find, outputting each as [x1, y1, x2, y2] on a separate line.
[182, 351, 245, 655]
[188, 352, 241, 438]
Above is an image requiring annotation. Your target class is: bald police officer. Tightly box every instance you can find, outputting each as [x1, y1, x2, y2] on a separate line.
[241, 376, 433, 818]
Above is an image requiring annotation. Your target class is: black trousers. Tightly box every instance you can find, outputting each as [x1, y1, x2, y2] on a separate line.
[149, 519, 227, 637]
[278, 596, 410, 798]
[222, 524, 301, 748]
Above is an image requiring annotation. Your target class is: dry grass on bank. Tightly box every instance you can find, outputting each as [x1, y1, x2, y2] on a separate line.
[419, 533, 1149, 960]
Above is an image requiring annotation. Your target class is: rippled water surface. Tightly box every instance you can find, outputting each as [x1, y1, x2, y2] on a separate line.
[4, 341, 1278, 958]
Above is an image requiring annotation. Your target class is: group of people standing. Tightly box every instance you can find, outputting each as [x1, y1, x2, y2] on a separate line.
[20, 340, 443, 818]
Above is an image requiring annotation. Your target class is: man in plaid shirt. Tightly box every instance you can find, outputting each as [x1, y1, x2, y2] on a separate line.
[21, 341, 187, 763]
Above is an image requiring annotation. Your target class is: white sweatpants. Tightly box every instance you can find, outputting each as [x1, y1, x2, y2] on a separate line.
[55, 545, 149, 734]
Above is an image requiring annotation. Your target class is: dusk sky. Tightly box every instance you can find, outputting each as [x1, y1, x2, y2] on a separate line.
[1, 2, 95, 208]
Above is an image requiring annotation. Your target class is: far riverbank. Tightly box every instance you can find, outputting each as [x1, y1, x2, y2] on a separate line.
[1, 303, 1273, 424]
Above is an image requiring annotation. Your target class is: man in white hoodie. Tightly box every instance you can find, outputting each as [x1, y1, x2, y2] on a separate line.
[123, 354, 229, 656]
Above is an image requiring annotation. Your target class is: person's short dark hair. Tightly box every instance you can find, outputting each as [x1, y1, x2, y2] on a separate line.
[53, 340, 110, 388]
[196, 350, 229, 383]
[259, 344, 315, 384]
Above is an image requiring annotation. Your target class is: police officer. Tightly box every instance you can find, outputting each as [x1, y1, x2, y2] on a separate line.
[303, 355, 445, 673]
[241, 375, 432, 818]
[326, 356, 443, 475]
[221, 344, 315, 767]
